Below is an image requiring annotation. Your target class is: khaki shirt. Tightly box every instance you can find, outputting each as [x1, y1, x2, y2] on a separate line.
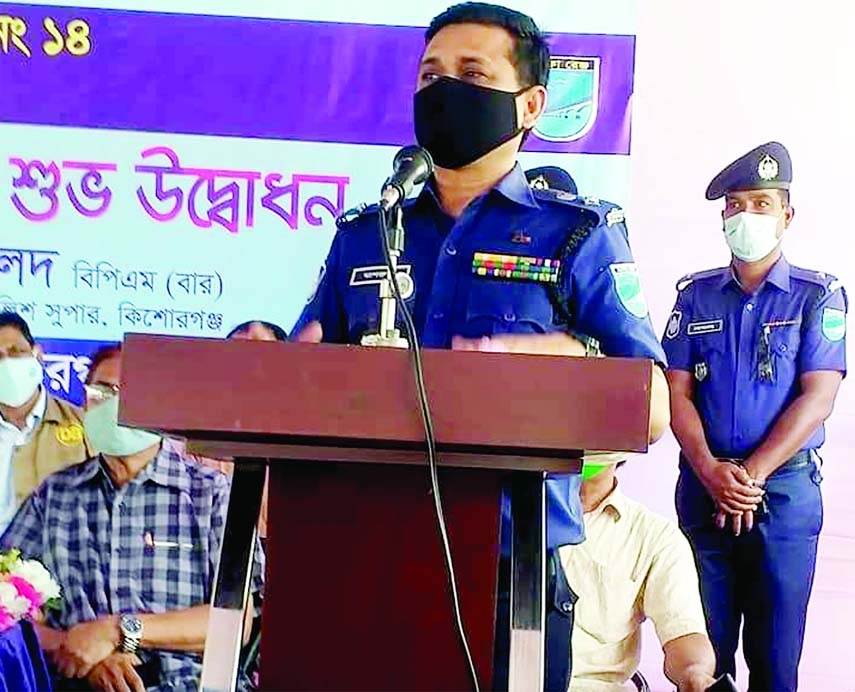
[12, 395, 93, 508]
[561, 484, 707, 692]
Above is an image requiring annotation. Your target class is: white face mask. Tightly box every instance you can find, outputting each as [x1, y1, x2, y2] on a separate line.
[83, 395, 161, 457]
[0, 356, 43, 407]
[723, 211, 782, 262]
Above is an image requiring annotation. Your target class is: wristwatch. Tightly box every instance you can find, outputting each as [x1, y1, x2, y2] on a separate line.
[119, 614, 143, 653]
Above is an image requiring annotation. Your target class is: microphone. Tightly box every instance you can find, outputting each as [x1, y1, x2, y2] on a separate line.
[380, 145, 434, 210]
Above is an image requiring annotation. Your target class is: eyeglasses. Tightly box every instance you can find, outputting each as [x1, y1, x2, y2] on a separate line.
[0, 346, 34, 359]
[83, 383, 121, 403]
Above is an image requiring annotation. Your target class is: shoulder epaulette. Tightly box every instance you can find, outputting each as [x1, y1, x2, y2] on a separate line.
[790, 266, 840, 292]
[335, 198, 420, 229]
[675, 267, 729, 292]
[532, 189, 626, 227]
[335, 202, 377, 229]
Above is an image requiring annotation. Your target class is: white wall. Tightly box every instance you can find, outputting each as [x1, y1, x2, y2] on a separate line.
[625, 3, 855, 690]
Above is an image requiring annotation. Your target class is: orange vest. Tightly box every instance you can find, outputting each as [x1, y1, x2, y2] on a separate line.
[12, 395, 93, 508]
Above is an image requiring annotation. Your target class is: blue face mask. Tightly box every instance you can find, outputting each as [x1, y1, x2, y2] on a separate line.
[83, 396, 161, 457]
[0, 356, 42, 407]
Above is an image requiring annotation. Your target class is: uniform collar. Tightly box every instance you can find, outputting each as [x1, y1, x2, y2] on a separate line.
[418, 162, 539, 212]
[718, 254, 791, 293]
[585, 480, 626, 523]
[765, 255, 792, 292]
[493, 163, 540, 209]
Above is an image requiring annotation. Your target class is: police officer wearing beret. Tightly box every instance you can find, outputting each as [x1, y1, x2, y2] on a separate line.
[295, 3, 670, 689]
[662, 142, 847, 691]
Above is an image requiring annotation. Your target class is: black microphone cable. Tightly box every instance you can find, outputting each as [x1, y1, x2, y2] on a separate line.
[376, 206, 480, 692]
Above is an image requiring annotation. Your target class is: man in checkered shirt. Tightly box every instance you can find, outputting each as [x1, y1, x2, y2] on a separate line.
[1, 343, 264, 691]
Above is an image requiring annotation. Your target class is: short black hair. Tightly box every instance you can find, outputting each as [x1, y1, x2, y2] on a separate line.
[0, 311, 35, 347]
[226, 320, 288, 341]
[779, 189, 790, 206]
[426, 3, 550, 87]
[86, 343, 122, 385]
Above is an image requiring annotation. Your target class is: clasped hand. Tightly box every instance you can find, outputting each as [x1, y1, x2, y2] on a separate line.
[701, 461, 765, 536]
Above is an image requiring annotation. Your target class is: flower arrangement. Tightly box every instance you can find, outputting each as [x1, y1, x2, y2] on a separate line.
[0, 549, 61, 634]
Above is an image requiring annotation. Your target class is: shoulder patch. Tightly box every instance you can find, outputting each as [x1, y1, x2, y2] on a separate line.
[676, 267, 729, 291]
[55, 423, 85, 446]
[610, 262, 649, 318]
[821, 307, 846, 342]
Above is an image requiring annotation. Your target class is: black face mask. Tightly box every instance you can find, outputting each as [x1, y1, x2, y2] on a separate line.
[414, 76, 526, 170]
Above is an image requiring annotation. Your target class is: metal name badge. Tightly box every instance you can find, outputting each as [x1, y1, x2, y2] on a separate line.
[687, 319, 723, 336]
[349, 264, 414, 299]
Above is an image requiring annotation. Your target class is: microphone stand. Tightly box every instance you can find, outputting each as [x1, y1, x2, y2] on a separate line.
[361, 204, 409, 349]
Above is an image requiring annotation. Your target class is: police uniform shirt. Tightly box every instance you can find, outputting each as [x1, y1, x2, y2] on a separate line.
[295, 163, 666, 548]
[662, 257, 847, 458]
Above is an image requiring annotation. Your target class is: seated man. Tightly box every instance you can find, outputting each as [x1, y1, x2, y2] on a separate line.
[562, 461, 716, 692]
[0, 311, 91, 533]
[0, 343, 264, 691]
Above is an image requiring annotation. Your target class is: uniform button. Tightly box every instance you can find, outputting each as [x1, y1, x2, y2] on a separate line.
[503, 312, 516, 322]
[560, 601, 574, 613]
[746, 303, 754, 311]
[433, 312, 444, 320]
[445, 245, 457, 256]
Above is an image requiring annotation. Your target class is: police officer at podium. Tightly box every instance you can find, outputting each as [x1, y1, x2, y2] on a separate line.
[295, 3, 670, 688]
[662, 141, 847, 692]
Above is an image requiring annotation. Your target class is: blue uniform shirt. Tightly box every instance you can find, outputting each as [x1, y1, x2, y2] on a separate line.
[295, 164, 666, 548]
[662, 256, 847, 458]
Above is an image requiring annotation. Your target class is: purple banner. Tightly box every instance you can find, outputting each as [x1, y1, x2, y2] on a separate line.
[0, 5, 634, 154]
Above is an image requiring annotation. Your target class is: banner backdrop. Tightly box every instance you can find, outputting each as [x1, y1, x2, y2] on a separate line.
[0, 0, 636, 404]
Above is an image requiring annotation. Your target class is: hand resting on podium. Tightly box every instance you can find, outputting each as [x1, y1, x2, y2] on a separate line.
[451, 332, 588, 356]
[296, 321, 588, 357]
[296, 321, 670, 443]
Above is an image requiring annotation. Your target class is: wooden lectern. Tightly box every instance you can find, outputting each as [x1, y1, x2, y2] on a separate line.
[119, 334, 652, 691]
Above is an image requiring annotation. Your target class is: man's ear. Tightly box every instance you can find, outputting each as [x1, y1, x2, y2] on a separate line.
[32, 344, 44, 361]
[785, 205, 795, 227]
[519, 84, 547, 130]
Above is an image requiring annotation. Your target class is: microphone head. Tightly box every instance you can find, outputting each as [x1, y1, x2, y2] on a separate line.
[392, 145, 434, 186]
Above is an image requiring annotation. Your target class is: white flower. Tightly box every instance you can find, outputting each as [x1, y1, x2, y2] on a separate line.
[0, 581, 31, 618]
[8, 559, 61, 602]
